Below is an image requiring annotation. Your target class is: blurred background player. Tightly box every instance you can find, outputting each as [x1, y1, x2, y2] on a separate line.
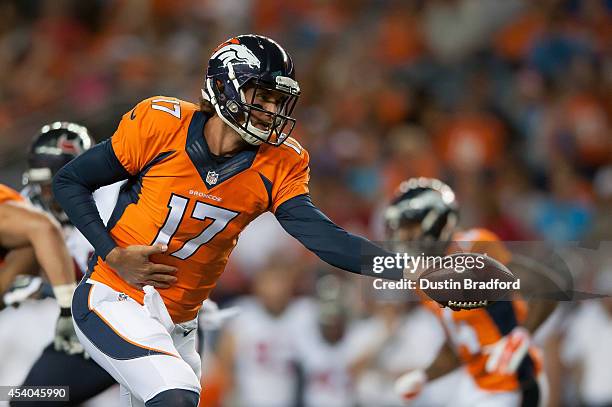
[292, 275, 357, 407]
[216, 263, 306, 407]
[560, 271, 612, 406]
[385, 178, 554, 406]
[349, 293, 456, 407]
[7, 122, 120, 406]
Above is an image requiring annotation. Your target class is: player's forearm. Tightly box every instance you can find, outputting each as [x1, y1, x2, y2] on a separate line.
[26, 217, 74, 287]
[0, 204, 73, 287]
[53, 140, 130, 260]
[348, 340, 389, 378]
[275, 194, 403, 280]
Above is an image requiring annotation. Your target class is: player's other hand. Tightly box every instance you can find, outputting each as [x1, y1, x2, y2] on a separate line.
[483, 326, 530, 375]
[394, 369, 427, 403]
[54, 308, 88, 358]
[106, 244, 178, 289]
[199, 299, 241, 330]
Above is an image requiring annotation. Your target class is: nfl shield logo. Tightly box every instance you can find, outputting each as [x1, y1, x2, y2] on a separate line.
[206, 170, 219, 185]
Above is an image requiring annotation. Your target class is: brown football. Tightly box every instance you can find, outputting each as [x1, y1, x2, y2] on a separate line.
[418, 252, 517, 310]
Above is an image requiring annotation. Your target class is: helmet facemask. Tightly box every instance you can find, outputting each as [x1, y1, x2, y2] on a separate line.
[204, 74, 299, 146]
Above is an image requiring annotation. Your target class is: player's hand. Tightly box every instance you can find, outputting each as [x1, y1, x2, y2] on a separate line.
[199, 299, 240, 330]
[106, 244, 178, 289]
[483, 326, 530, 375]
[394, 369, 427, 403]
[54, 308, 88, 358]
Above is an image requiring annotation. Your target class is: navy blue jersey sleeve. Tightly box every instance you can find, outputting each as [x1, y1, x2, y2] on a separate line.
[275, 194, 403, 280]
[53, 140, 130, 260]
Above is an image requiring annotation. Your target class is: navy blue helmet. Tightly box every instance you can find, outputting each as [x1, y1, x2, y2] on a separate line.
[23, 122, 93, 223]
[384, 177, 459, 242]
[202, 34, 300, 146]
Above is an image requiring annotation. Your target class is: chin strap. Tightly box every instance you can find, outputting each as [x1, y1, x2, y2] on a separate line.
[204, 79, 265, 146]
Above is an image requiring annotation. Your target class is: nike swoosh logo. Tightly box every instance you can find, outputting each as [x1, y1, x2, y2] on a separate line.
[183, 328, 195, 337]
[130, 109, 137, 120]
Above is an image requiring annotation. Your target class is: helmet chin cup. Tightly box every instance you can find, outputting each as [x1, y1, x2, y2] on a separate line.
[246, 121, 272, 142]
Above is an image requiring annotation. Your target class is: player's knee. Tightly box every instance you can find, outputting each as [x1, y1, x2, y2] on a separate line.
[145, 389, 199, 407]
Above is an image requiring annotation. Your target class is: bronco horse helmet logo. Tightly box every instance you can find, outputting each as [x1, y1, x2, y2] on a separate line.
[210, 38, 261, 69]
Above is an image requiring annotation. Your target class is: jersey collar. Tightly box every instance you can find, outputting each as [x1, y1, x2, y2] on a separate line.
[186, 111, 259, 190]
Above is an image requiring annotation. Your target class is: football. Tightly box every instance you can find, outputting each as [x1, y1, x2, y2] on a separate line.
[418, 252, 518, 310]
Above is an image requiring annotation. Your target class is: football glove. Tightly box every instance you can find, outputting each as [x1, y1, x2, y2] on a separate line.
[52, 283, 87, 357]
[483, 326, 530, 375]
[54, 307, 87, 357]
[199, 299, 240, 330]
[394, 369, 427, 403]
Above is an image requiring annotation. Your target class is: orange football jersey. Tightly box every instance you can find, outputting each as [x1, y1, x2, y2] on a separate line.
[425, 228, 541, 391]
[89, 97, 309, 322]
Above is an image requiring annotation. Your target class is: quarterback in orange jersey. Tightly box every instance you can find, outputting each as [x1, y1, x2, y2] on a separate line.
[384, 178, 554, 407]
[0, 183, 83, 354]
[53, 34, 409, 407]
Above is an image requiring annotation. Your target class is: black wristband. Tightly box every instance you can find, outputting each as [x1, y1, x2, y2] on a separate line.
[59, 307, 72, 317]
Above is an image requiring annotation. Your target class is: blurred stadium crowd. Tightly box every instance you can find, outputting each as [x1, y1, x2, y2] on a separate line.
[0, 0, 611, 406]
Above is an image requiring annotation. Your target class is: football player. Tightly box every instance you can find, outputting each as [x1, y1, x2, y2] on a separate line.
[9, 122, 119, 406]
[293, 275, 358, 407]
[385, 178, 554, 406]
[0, 183, 82, 365]
[216, 264, 305, 407]
[52, 34, 412, 407]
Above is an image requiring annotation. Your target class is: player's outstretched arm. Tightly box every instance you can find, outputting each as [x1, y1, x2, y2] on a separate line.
[53, 140, 177, 288]
[275, 194, 403, 281]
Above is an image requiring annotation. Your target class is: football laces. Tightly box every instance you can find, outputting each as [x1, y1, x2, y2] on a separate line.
[447, 300, 488, 309]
